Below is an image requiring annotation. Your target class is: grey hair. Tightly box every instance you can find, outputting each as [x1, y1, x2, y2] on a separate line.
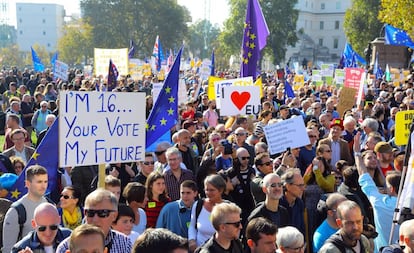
[211, 202, 241, 230]
[361, 118, 379, 132]
[165, 147, 182, 159]
[276, 226, 304, 248]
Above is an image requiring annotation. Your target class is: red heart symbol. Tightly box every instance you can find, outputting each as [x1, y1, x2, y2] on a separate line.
[231, 91, 251, 110]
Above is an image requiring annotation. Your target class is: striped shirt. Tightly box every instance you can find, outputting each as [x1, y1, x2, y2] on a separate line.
[164, 168, 195, 201]
[145, 199, 169, 228]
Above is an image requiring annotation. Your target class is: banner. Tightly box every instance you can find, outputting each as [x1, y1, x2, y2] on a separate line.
[215, 77, 253, 108]
[395, 110, 414, 146]
[59, 91, 146, 167]
[54, 60, 69, 81]
[219, 86, 261, 116]
[94, 48, 128, 76]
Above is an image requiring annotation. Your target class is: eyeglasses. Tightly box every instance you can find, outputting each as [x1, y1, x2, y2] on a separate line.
[291, 183, 305, 188]
[143, 161, 155, 165]
[269, 182, 283, 188]
[60, 194, 74, 200]
[84, 209, 116, 218]
[155, 150, 166, 156]
[260, 161, 272, 166]
[285, 243, 306, 252]
[324, 150, 332, 153]
[240, 156, 250, 161]
[37, 224, 59, 232]
[308, 135, 317, 138]
[224, 220, 242, 228]
[235, 133, 247, 136]
[335, 176, 342, 180]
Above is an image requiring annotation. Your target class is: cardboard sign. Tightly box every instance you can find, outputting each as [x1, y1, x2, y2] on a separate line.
[59, 91, 146, 167]
[54, 60, 69, 81]
[94, 48, 129, 76]
[395, 110, 414, 146]
[264, 116, 310, 155]
[336, 87, 357, 117]
[220, 86, 261, 116]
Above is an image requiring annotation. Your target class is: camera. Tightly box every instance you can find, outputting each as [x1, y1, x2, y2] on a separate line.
[220, 140, 233, 155]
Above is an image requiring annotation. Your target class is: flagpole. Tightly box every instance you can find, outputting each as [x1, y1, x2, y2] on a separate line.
[389, 118, 414, 243]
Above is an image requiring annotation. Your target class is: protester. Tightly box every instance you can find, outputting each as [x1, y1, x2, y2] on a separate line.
[67, 224, 106, 253]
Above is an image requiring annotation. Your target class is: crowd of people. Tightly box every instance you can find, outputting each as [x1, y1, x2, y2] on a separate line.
[0, 64, 414, 253]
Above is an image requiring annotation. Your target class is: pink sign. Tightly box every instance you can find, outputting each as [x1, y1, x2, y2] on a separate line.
[344, 68, 364, 89]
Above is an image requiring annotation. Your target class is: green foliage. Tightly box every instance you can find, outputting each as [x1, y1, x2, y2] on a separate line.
[187, 20, 221, 60]
[0, 45, 25, 68]
[217, 0, 298, 68]
[343, 0, 383, 56]
[379, 0, 414, 37]
[57, 19, 93, 65]
[80, 0, 190, 58]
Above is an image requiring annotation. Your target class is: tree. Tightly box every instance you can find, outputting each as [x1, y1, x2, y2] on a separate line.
[0, 45, 25, 68]
[343, 0, 383, 56]
[57, 19, 93, 65]
[379, 0, 414, 37]
[217, 0, 298, 68]
[187, 20, 221, 59]
[80, 0, 190, 58]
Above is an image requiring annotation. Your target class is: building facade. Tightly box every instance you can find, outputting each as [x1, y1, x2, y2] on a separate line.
[285, 0, 351, 66]
[16, 3, 64, 52]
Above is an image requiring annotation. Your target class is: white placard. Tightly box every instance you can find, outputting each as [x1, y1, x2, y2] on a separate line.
[199, 59, 212, 80]
[94, 48, 129, 76]
[151, 82, 163, 102]
[263, 116, 310, 155]
[59, 91, 146, 167]
[220, 86, 261, 116]
[54, 60, 69, 81]
[178, 78, 188, 105]
[214, 76, 253, 108]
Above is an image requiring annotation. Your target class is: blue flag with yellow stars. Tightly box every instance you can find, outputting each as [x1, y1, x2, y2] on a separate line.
[6, 119, 59, 201]
[385, 24, 414, 49]
[31, 47, 45, 72]
[240, 0, 269, 81]
[146, 46, 183, 148]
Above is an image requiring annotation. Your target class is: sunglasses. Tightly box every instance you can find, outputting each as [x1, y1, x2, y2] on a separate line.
[155, 150, 166, 156]
[308, 135, 317, 138]
[143, 161, 155, 165]
[84, 209, 116, 218]
[235, 133, 247, 136]
[224, 220, 242, 228]
[324, 150, 332, 153]
[260, 161, 272, 166]
[60, 195, 74, 200]
[240, 156, 250, 161]
[269, 182, 283, 188]
[37, 224, 59, 232]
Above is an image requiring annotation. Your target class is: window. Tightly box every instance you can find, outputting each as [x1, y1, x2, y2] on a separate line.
[335, 21, 340, 29]
[19, 18, 22, 23]
[43, 31, 46, 35]
[336, 2, 341, 9]
[47, 43, 51, 47]
[321, 3, 325, 9]
[19, 30, 23, 35]
[42, 19, 46, 24]
[320, 21, 324, 30]
[319, 38, 323, 46]
[333, 38, 339, 49]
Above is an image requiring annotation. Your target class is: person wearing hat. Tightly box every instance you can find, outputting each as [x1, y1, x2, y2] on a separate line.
[278, 105, 290, 120]
[374, 141, 394, 176]
[319, 118, 353, 167]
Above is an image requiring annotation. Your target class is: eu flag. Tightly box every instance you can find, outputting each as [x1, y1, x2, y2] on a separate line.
[146, 47, 183, 148]
[284, 80, 295, 98]
[240, 0, 269, 81]
[107, 59, 119, 91]
[384, 24, 414, 49]
[373, 52, 383, 80]
[341, 43, 366, 68]
[50, 51, 58, 67]
[6, 119, 59, 200]
[128, 39, 135, 59]
[31, 47, 45, 72]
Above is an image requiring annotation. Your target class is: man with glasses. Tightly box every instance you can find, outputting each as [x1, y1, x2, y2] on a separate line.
[153, 141, 172, 173]
[2, 165, 49, 253]
[319, 200, 371, 253]
[277, 226, 306, 253]
[163, 147, 194, 201]
[233, 127, 255, 166]
[56, 189, 131, 253]
[312, 193, 348, 252]
[251, 152, 273, 203]
[2, 128, 35, 163]
[12, 203, 71, 252]
[133, 152, 155, 185]
[194, 202, 243, 253]
[247, 173, 289, 228]
[298, 128, 318, 175]
[280, 168, 306, 235]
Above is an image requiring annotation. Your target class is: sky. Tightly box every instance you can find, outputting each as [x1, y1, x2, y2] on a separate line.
[5, 0, 230, 28]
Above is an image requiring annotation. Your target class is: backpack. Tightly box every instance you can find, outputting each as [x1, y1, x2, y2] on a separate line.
[0, 199, 26, 250]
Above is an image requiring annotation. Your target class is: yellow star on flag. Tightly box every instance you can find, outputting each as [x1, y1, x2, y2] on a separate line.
[145, 123, 149, 130]
[32, 152, 40, 160]
[167, 108, 174, 115]
[244, 58, 249, 64]
[11, 189, 21, 199]
[160, 118, 167, 126]
[151, 125, 156, 131]
[250, 33, 256, 40]
[165, 86, 171, 94]
[168, 96, 175, 103]
[248, 52, 252, 58]
[249, 43, 256, 49]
